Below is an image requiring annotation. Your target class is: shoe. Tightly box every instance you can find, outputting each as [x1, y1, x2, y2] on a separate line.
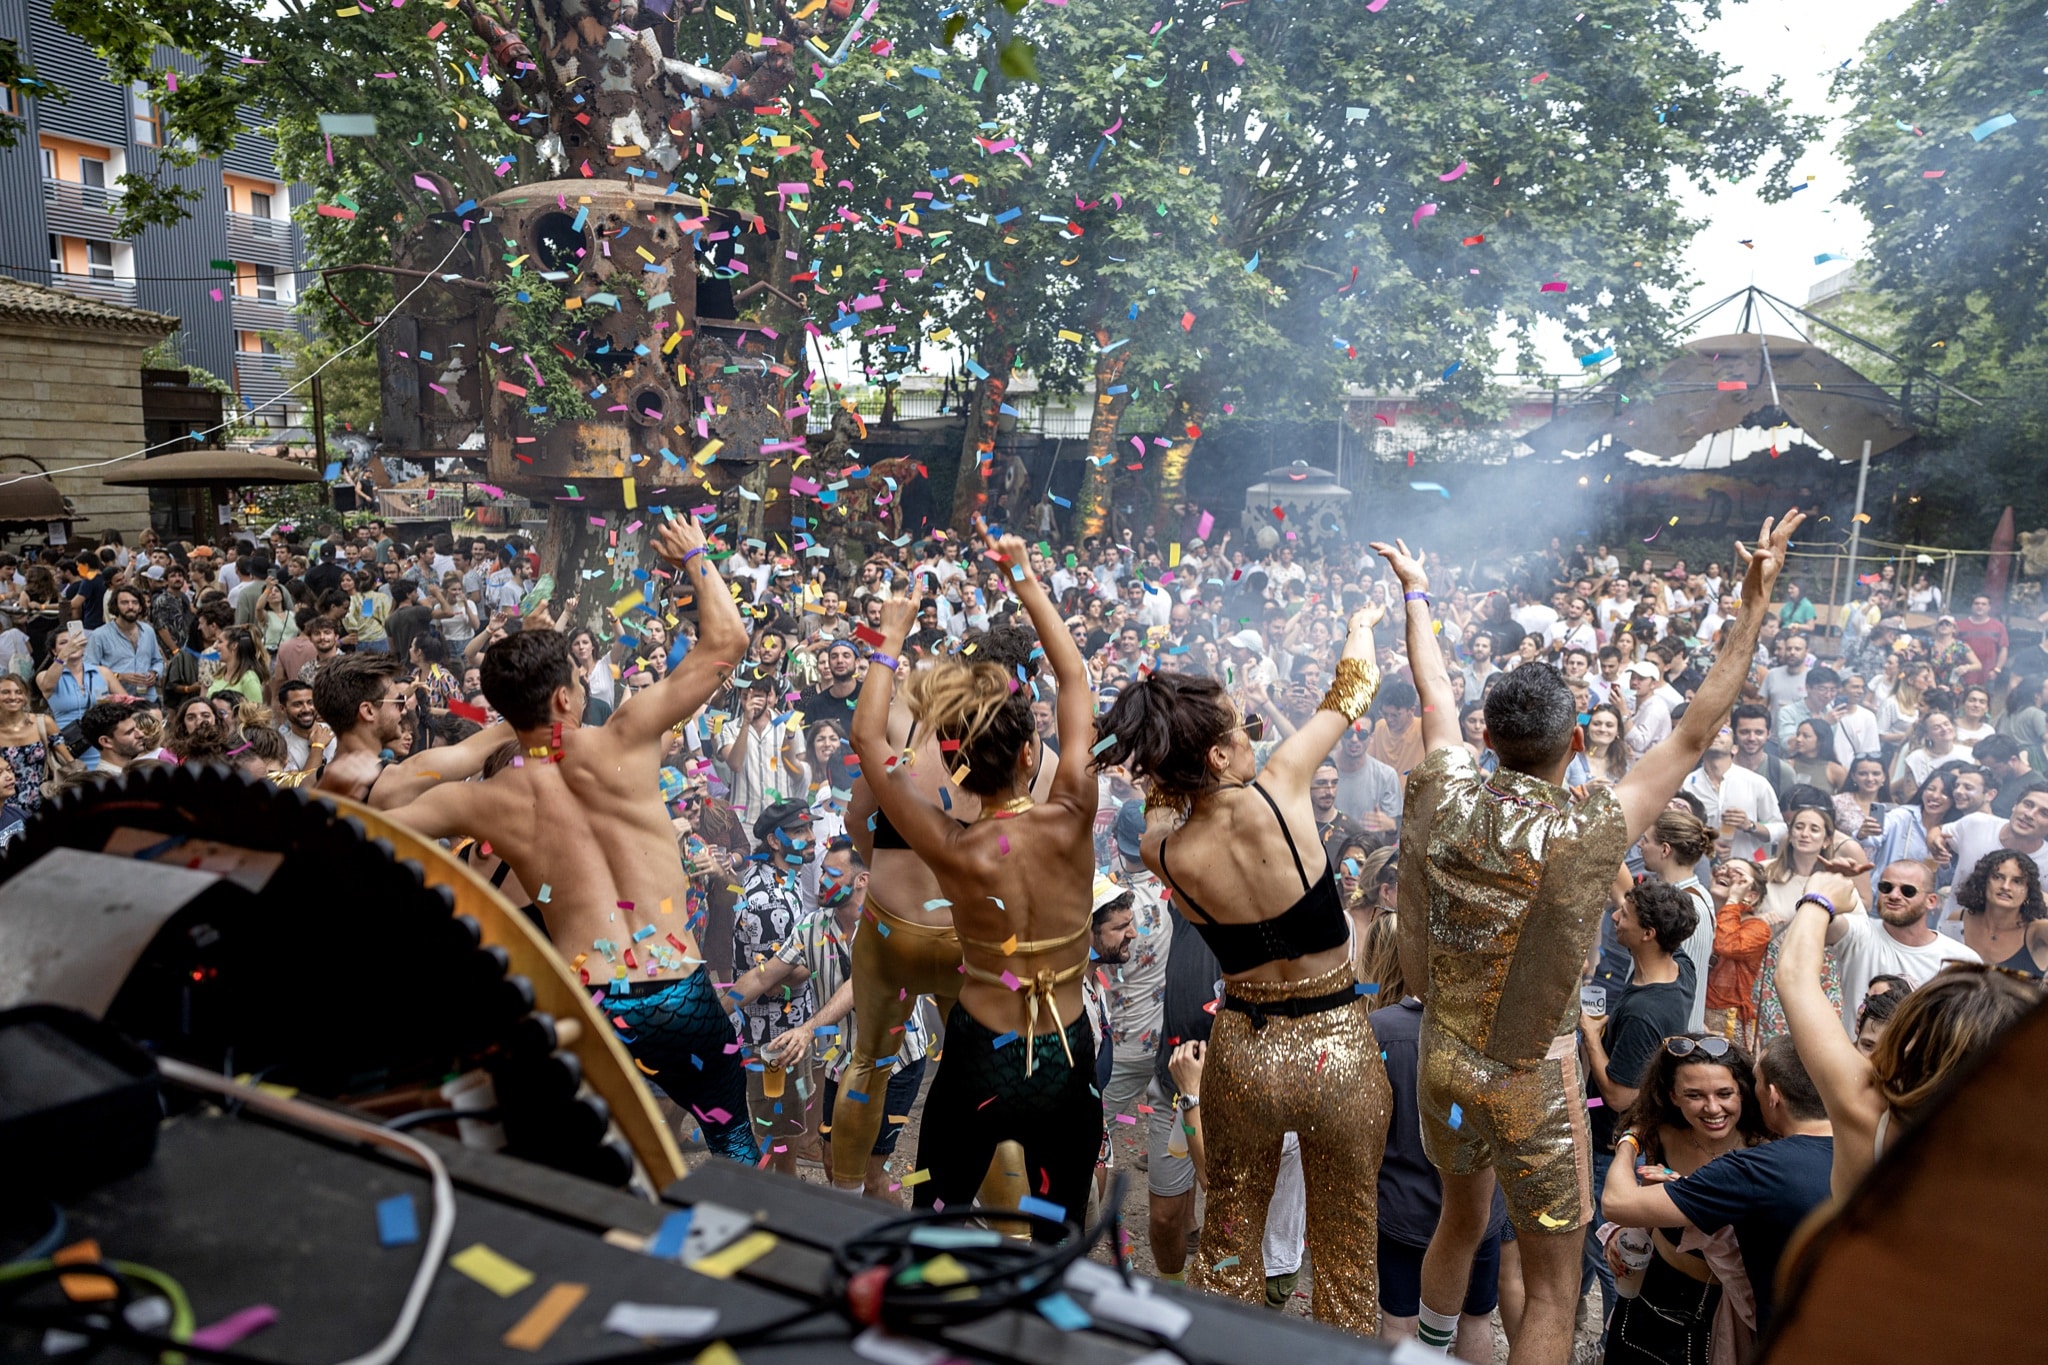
[1135, 1148, 1149, 1173]
[1264, 1270, 1299, 1308]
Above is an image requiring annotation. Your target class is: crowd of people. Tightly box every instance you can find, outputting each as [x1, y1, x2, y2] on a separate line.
[3, 505, 2042, 1364]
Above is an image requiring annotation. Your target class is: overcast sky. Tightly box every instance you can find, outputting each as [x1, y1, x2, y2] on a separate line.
[1669, 0, 1915, 332]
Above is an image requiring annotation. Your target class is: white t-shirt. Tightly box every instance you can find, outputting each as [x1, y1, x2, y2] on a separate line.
[1831, 913, 1979, 1032]
[1941, 811, 2048, 927]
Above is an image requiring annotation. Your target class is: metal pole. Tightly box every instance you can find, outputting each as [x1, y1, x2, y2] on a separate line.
[311, 375, 329, 475]
[1843, 438, 1872, 605]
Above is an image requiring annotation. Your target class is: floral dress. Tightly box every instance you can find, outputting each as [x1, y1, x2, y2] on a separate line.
[0, 733, 49, 819]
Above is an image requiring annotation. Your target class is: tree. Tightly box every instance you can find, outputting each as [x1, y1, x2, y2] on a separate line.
[1832, 0, 2048, 385]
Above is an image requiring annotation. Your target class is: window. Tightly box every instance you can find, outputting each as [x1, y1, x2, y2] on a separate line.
[254, 265, 279, 301]
[78, 157, 106, 189]
[129, 82, 160, 146]
[40, 146, 54, 179]
[2, 84, 18, 117]
[85, 241, 114, 280]
[249, 190, 273, 220]
[47, 234, 60, 275]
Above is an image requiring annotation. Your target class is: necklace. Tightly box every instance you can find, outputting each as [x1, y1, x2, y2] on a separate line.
[977, 793, 1034, 821]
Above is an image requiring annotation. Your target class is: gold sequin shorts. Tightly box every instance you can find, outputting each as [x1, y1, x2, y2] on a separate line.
[1418, 1026, 1593, 1236]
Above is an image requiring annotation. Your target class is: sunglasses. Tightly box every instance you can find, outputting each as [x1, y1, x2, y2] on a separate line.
[1877, 880, 1922, 898]
[1663, 1036, 1731, 1059]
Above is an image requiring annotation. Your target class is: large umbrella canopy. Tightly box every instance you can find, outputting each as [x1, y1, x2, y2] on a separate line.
[102, 450, 321, 487]
[1524, 333, 1915, 463]
[0, 472, 78, 526]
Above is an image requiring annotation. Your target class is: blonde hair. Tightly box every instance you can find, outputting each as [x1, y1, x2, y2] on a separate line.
[1356, 911, 1404, 1011]
[903, 660, 1031, 796]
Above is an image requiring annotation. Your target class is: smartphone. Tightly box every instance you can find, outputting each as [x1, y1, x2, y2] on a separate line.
[66, 621, 85, 639]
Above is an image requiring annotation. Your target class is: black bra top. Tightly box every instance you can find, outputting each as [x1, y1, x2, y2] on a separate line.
[869, 730, 1038, 850]
[1158, 782, 1349, 976]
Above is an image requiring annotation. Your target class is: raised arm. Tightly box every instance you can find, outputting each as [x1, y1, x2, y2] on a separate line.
[1616, 511, 1804, 839]
[987, 526, 1094, 816]
[369, 720, 515, 810]
[851, 594, 975, 865]
[610, 516, 748, 749]
[1777, 875, 1886, 1189]
[1372, 538, 1460, 754]
[1261, 603, 1384, 790]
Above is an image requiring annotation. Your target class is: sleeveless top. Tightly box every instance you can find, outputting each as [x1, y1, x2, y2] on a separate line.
[1157, 782, 1348, 976]
[1998, 940, 2046, 981]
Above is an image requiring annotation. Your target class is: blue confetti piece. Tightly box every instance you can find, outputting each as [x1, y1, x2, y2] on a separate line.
[648, 1209, 692, 1259]
[1578, 346, 1615, 367]
[1355, 982, 1379, 995]
[990, 1030, 1020, 1049]
[844, 1090, 869, 1104]
[1971, 112, 2016, 141]
[1017, 1195, 1068, 1224]
[1037, 1291, 1091, 1330]
[376, 1194, 418, 1248]
[1449, 1103, 1464, 1130]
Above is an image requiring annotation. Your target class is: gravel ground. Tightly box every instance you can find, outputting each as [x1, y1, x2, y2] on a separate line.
[673, 1085, 1607, 1362]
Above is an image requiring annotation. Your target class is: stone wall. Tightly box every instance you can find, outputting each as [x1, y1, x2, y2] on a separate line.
[0, 320, 168, 539]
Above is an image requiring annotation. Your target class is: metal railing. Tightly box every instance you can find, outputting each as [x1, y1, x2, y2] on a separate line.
[42, 177, 120, 215]
[45, 273, 138, 306]
[226, 210, 291, 241]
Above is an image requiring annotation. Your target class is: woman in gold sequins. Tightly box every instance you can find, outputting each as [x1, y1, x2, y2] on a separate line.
[1094, 605, 1394, 1334]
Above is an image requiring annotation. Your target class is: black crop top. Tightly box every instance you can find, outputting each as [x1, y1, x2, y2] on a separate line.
[1158, 782, 1349, 976]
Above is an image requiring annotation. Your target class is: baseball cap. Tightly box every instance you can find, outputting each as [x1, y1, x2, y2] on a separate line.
[1226, 629, 1263, 650]
[1623, 661, 1661, 680]
[1113, 798, 1147, 859]
[143, 565, 166, 581]
[1091, 873, 1133, 916]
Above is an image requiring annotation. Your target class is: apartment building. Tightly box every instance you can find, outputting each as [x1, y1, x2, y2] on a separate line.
[0, 0, 307, 431]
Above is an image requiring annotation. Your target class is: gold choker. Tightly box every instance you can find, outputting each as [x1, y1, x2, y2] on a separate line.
[977, 793, 1035, 820]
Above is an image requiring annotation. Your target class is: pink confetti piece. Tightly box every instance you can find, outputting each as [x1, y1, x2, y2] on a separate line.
[191, 1306, 278, 1351]
[1438, 160, 1469, 182]
[1000, 970, 1022, 991]
[1227, 48, 1244, 64]
[1540, 281, 1569, 292]
[1366, 0, 1388, 9]
[1411, 202, 1438, 229]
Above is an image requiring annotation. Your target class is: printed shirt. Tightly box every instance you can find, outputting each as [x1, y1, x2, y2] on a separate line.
[1107, 871, 1172, 1052]
[734, 862, 815, 1044]
[778, 910, 930, 1075]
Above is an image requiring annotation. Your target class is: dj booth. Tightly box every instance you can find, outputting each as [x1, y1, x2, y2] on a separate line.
[0, 769, 1391, 1364]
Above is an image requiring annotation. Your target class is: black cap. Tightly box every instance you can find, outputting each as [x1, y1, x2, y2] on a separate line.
[752, 799, 812, 843]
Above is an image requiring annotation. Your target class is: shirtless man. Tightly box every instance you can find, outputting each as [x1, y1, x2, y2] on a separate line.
[385, 514, 760, 1160]
[310, 653, 507, 809]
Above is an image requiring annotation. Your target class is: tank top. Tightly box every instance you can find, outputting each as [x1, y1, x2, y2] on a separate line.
[1157, 782, 1347, 975]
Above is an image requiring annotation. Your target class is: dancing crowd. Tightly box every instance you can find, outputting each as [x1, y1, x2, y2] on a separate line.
[1, 506, 2040, 1365]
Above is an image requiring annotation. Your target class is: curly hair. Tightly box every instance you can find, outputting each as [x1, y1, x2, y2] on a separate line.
[1089, 673, 1236, 807]
[1870, 963, 2039, 1120]
[902, 659, 1032, 797]
[1615, 1035, 1769, 1163]
[1954, 849, 2048, 924]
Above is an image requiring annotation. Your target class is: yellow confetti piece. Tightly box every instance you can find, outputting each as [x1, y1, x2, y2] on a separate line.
[1057, 329, 1084, 343]
[503, 1282, 588, 1351]
[687, 1230, 778, 1279]
[858, 111, 883, 124]
[451, 1243, 537, 1297]
[696, 1344, 742, 1365]
[635, 1058, 660, 1075]
[919, 1253, 970, 1286]
[623, 476, 637, 510]
[660, 897, 674, 914]
[1535, 1212, 1573, 1230]
[712, 4, 735, 17]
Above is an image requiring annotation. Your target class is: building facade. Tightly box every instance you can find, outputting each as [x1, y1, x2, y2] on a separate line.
[0, 275, 175, 538]
[0, 0, 306, 431]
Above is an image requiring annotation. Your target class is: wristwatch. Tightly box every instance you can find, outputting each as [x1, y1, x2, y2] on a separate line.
[1794, 892, 1839, 922]
[1173, 1093, 1200, 1113]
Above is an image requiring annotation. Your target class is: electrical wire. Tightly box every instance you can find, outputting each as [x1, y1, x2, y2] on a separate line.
[0, 232, 471, 493]
[157, 1057, 454, 1365]
[2, 1203, 65, 1264]
[384, 1105, 499, 1131]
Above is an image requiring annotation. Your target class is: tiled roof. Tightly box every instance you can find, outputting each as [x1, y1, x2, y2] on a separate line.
[0, 276, 178, 335]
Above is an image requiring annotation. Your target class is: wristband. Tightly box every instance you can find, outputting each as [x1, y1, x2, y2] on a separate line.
[1404, 591, 1431, 603]
[1795, 892, 1838, 922]
[680, 547, 706, 569]
[868, 651, 900, 672]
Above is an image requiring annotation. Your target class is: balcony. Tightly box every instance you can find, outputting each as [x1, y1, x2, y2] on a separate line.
[226, 211, 297, 267]
[230, 291, 299, 334]
[43, 177, 121, 238]
[47, 273, 139, 307]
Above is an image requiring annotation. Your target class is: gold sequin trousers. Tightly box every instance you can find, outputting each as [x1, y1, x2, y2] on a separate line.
[828, 892, 962, 1187]
[1189, 962, 1392, 1335]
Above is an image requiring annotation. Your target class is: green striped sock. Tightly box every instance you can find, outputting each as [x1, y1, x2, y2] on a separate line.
[1416, 1302, 1458, 1350]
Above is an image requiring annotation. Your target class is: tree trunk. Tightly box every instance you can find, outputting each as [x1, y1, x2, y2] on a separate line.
[1076, 328, 1129, 539]
[1151, 373, 1217, 535]
[949, 346, 1016, 535]
[539, 503, 639, 638]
